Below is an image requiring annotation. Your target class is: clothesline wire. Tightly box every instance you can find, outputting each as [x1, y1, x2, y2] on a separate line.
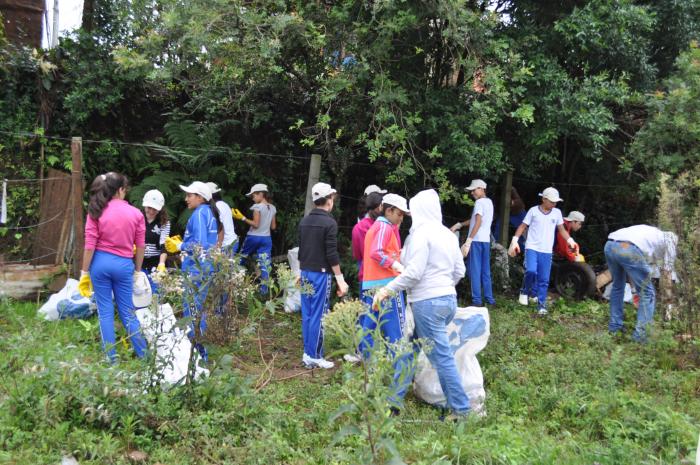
[0, 130, 377, 167]
[511, 176, 635, 189]
[1, 250, 58, 265]
[3, 176, 72, 184]
[2, 210, 65, 230]
[2, 132, 645, 188]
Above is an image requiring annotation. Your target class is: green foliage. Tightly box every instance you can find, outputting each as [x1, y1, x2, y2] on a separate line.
[628, 43, 700, 197]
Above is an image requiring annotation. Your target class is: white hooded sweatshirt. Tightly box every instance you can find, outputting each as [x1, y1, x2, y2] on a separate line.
[386, 189, 465, 303]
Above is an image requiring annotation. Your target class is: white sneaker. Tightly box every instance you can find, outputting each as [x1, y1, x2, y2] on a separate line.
[343, 353, 362, 364]
[537, 308, 548, 316]
[303, 354, 335, 369]
[518, 294, 529, 306]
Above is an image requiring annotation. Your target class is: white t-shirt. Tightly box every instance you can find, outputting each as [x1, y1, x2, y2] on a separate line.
[215, 200, 237, 247]
[523, 206, 563, 253]
[468, 197, 493, 243]
[248, 203, 277, 237]
[608, 225, 677, 272]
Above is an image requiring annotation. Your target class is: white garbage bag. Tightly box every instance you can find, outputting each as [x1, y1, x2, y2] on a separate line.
[413, 306, 490, 416]
[135, 304, 209, 385]
[38, 278, 96, 321]
[284, 247, 301, 313]
[603, 282, 633, 302]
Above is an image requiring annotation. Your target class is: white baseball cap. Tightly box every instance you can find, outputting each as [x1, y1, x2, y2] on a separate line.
[364, 184, 387, 195]
[311, 182, 337, 201]
[382, 193, 410, 213]
[132, 271, 152, 309]
[466, 179, 487, 191]
[246, 183, 269, 197]
[179, 181, 212, 201]
[564, 211, 585, 222]
[206, 182, 221, 194]
[142, 189, 165, 211]
[539, 187, 563, 203]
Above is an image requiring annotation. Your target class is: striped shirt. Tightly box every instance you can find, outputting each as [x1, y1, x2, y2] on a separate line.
[144, 218, 171, 258]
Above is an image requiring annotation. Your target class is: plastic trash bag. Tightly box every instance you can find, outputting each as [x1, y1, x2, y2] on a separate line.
[284, 247, 301, 313]
[135, 304, 209, 386]
[412, 306, 490, 416]
[38, 278, 96, 321]
[603, 282, 633, 302]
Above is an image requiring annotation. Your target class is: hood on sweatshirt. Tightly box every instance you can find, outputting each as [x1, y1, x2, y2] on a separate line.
[408, 189, 443, 233]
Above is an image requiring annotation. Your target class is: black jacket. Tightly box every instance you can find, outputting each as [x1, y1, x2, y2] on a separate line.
[298, 208, 340, 273]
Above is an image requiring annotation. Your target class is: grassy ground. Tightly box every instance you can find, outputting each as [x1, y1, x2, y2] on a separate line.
[1, 294, 699, 464]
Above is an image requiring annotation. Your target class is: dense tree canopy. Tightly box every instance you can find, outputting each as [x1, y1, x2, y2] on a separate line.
[2, 0, 700, 258]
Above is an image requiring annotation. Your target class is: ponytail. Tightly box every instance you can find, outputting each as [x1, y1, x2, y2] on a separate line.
[208, 198, 223, 232]
[88, 172, 129, 219]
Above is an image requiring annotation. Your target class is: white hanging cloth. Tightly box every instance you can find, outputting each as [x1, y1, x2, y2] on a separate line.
[1, 179, 7, 224]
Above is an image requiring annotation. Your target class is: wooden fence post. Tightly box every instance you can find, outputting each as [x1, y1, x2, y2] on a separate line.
[499, 171, 513, 247]
[304, 154, 322, 216]
[71, 137, 84, 277]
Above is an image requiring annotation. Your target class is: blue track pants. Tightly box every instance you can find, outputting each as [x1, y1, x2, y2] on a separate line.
[182, 265, 211, 362]
[521, 249, 553, 310]
[358, 288, 414, 407]
[467, 241, 495, 306]
[240, 235, 273, 294]
[90, 250, 148, 362]
[300, 270, 332, 359]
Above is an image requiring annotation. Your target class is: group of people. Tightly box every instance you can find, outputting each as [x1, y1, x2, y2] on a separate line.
[76, 171, 678, 419]
[77, 173, 276, 362]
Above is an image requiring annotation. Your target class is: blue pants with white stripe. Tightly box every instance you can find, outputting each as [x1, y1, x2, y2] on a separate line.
[521, 249, 553, 310]
[182, 264, 212, 362]
[358, 288, 414, 407]
[240, 235, 273, 294]
[300, 270, 332, 359]
[467, 241, 495, 305]
[90, 250, 148, 363]
[358, 288, 406, 356]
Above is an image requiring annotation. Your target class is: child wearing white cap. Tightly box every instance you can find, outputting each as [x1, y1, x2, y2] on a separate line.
[164, 181, 222, 361]
[297, 182, 348, 369]
[233, 183, 277, 294]
[508, 187, 578, 315]
[451, 179, 495, 306]
[141, 189, 171, 291]
[554, 211, 585, 262]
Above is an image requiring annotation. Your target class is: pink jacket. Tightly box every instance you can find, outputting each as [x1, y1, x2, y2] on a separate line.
[85, 199, 145, 258]
[351, 216, 400, 283]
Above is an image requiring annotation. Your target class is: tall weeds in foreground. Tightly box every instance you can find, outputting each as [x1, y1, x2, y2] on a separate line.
[323, 298, 418, 465]
[658, 172, 700, 343]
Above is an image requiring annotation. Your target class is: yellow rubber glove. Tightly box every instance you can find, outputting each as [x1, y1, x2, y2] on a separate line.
[232, 208, 246, 221]
[78, 271, 93, 297]
[165, 235, 183, 254]
[156, 263, 167, 273]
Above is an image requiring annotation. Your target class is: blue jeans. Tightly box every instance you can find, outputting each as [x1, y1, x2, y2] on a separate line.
[404, 294, 470, 414]
[468, 241, 495, 305]
[240, 235, 273, 294]
[90, 250, 148, 362]
[521, 249, 552, 310]
[300, 270, 332, 359]
[604, 240, 656, 342]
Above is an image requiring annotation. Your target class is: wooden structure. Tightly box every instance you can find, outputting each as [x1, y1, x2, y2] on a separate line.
[0, 0, 44, 48]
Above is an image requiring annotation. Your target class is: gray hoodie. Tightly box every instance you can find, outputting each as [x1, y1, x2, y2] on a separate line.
[386, 189, 465, 302]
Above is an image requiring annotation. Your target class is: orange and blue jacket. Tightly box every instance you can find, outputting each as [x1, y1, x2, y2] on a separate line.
[362, 216, 402, 289]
